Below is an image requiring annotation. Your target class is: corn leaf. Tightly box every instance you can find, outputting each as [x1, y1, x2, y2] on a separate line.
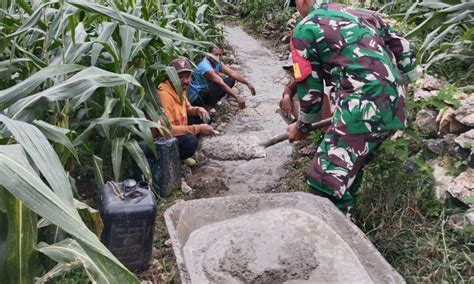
[68, 0, 196, 44]
[91, 22, 118, 66]
[0, 64, 84, 108]
[93, 155, 105, 189]
[8, 67, 141, 122]
[111, 137, 126, 181]
[73, 117, 162, 146]
[0, 115, 76, 209]
[119, 25, 134, 73]
[0, 190, 7, 276]
[37, 238, 106, 283]
[32, 120, 79, 162]
[125, 139, 151, 181]
[0, 190, 37, 284]
[0, 144, 139, 283]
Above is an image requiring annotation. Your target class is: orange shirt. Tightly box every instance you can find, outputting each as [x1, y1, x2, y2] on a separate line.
[157, 80, 202, 136]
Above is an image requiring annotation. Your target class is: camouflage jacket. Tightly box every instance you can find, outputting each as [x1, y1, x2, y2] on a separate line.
[292, 0, 419, 134]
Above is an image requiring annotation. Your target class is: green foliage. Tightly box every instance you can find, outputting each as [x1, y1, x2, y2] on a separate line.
[446, 159, 468, 177]
[236, 0, 293, 34]
[425, 85, 461, 110]
[308, 129, 324, 145]
[382, 0, 474, 84]
[415, 85, 462, 111]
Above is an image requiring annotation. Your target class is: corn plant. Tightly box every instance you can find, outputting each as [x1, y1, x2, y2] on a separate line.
[0, 0, 223, 282]
[383, 0, 474, 83]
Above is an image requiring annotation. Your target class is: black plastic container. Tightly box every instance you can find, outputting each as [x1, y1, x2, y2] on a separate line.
[153, 137, 181, 197]
[98, 179, 156, 271]
[137, 137, 181, 197]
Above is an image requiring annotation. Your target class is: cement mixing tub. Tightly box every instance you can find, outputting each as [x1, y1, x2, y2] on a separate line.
[164, 192, 404, 283]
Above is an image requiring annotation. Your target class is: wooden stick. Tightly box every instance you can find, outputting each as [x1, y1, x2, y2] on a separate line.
[260, 118, 332, 148]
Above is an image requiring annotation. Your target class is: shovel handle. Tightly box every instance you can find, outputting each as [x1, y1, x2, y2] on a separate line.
[260, 118, 332, 148]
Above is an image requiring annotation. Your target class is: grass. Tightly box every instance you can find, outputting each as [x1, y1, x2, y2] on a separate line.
[355, 152, 473, 283]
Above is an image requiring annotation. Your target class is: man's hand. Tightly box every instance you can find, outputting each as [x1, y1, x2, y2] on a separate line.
[279, 94, 293, 118]
[198, 124, 215, 136]
[247, 83, 256, 96]
[196, 107, 210, 123]
[287, 122, 308, 143]
[236, 96, 246, 109]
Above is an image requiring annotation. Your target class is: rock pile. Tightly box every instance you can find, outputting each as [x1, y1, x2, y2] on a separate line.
[413, 75, 473, 213]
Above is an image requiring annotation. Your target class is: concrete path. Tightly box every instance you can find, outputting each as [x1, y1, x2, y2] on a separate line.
[210, 25, 293, 195]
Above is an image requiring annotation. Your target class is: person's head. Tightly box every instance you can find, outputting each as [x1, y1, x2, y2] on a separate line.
[207, 46, 222, 66]
[290, 0, 321, 17]
[169, 58, 193, 89]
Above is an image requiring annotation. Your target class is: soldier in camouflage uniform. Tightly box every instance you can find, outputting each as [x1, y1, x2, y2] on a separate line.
[287, 0, 419, 214]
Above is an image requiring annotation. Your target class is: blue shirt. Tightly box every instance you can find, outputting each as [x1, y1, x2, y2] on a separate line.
[187, 57, 222, 103]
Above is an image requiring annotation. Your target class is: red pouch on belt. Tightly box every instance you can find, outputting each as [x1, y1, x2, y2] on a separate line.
[290, 37, 312, 83]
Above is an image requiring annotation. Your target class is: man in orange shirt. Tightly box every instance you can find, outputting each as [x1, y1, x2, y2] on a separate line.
[158, 58, 215, 161]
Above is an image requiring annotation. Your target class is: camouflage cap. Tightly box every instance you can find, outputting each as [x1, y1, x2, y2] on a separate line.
[169, 58, 193, 73]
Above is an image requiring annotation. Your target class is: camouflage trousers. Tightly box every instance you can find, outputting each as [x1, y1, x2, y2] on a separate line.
[306, 125, 391, 214]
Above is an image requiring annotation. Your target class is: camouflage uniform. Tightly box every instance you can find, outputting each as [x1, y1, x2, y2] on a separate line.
[291, 0, 419, 212]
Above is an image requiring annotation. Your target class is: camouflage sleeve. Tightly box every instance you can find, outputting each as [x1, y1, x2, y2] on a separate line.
[379, 19, 419, 83]
[292, 26, 325, 124]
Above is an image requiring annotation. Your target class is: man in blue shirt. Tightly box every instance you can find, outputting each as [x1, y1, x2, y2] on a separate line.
[188, 46, 256, 109]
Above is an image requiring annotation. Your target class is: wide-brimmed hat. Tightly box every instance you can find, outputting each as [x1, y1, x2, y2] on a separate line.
[169, 58, 193, 73]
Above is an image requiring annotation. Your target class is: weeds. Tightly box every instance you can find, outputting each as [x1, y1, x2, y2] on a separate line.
[355, 148, 473, 282]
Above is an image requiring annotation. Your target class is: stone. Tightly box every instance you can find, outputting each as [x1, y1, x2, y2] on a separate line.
[419, 75, 446, 90]
[415, 109, 438, 137]
[181, 178, 193, 194]
[403, 159, 417, 173]
[455, 129, 474, 150]
[428, 159, 454, 200]
[414, 88, 436, 102]
[448, 211, 474, 230]
[164, 193, 404, 283]
[454, 96, 474, 127]
[450, 144, 471, 161]
[424, 135, 470, 160]
[443, 134, 460, 155]
[423, 138, 445, 155]
[467, 211, 474, 225]
[446, 168, 474, 207]
[436, 107, 467, 137]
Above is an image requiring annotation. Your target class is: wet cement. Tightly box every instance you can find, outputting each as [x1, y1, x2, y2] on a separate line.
[200, 135, 266, 160]
[183, 208, 374, 284]
[200, 25, 293, 194]
[164, 193, 405, 283]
